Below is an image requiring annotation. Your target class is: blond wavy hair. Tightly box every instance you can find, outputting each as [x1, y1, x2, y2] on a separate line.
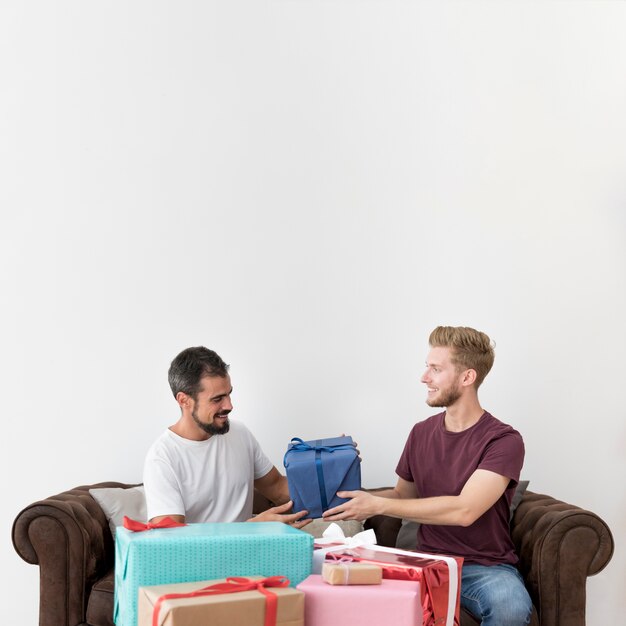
[429, 326, 495, 388]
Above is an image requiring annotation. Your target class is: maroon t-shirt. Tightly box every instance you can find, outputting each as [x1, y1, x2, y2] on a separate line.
[395, 411, 524, 566]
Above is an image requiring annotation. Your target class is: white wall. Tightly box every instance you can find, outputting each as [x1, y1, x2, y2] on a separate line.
[2, 1, 624, 623]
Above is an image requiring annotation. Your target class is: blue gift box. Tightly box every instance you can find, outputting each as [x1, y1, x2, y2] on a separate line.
[114, 522, 312, 626]
[283, 436, 361, 519]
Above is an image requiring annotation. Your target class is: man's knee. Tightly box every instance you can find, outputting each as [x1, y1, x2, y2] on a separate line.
[461, 565, 533, 626]
[487, 584, 533, 625]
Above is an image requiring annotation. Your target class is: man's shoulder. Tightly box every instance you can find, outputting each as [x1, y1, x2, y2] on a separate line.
[413, 412, 445, 431]
[145, 429, 178, 459]
[478, 413, 525, 454]
[480, 412, 523, 438]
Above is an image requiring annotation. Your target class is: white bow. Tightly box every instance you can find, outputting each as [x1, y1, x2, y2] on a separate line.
[312, 523, 378, 573]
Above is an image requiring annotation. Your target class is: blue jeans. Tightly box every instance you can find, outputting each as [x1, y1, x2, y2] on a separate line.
[461, 564, 533, 626]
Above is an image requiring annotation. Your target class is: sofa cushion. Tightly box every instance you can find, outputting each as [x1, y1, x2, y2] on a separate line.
[396, 517, 420, 551]
[89, 485, 146, 537]
[509, 479, 529, 521]
[300, 518, 364, 538]
[86, 569, 115, 626]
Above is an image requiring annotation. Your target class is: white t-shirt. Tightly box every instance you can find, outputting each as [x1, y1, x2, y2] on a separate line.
[143, 420, 274, 523]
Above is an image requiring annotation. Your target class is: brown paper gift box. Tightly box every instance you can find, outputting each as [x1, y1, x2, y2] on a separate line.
[322, 562, 383, 585]
[138, 576, 304, 626]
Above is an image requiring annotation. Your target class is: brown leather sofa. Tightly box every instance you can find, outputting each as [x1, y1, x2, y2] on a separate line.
[13, 482, 613, 626]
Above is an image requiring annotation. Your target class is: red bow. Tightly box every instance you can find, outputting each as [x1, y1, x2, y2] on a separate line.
[152, 576, 290, 626]
[122, 516, 186, 532]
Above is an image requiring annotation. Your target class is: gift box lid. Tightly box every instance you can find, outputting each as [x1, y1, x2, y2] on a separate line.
[118, 521, 307, 543]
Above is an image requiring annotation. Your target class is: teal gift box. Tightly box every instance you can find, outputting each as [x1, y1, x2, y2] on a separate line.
[114, 522, 313, 626]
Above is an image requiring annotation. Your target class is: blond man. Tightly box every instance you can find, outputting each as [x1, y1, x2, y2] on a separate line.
[324, 326, 533, 626]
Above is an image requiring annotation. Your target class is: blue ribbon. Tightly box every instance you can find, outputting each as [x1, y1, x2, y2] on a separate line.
[284, 438, 355, 464]
[315, 441, 329, 512]
[284, 437, 356, 513]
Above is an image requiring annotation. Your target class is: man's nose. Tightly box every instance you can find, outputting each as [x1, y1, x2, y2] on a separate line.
[420, 370, 430, 384]
[223, 396, 233, 411]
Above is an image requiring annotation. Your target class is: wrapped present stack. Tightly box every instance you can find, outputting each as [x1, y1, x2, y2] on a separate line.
[114, 432, 462, 626]
[327, 546, 463, 626]
[305, 523, 463, 626]
[114, 520, 312, 626]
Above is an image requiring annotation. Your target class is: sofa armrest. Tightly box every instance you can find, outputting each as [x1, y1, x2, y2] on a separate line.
[511, 490, 614, 626]
[12, 482, 136, 626]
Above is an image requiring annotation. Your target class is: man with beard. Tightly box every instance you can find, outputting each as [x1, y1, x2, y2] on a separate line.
[323, 326, 533, 626]
[144, 346, 309, 527]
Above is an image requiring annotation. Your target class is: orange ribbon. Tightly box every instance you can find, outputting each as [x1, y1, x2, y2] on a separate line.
[151, 576, 290, 626]
[122, 516, 187, 532]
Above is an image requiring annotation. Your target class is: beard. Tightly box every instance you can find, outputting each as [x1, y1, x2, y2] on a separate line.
[192, 409, 231, 435]
[426, 384, 463, 408]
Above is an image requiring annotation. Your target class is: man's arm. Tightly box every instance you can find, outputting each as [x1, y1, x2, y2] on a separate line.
[365, 479, 418, 501]
[144, 456, 187, 524]
[149, 514, 185, 524]
[323, 469, 509, 527]
[253, 466, 291, 505]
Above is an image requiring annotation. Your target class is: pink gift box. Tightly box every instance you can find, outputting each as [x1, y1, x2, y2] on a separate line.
[297, 574, 422, 626]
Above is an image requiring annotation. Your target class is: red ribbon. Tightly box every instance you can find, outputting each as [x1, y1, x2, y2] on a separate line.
[151, 576, 290, 626]
[122, 516, 187, 532]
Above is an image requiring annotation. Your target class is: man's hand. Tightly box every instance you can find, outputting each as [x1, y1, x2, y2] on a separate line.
[248, 500, 312, 529]
[322, 490, 381, 522]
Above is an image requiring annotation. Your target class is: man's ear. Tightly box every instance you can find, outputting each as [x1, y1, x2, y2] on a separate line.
[175, 391, 191, 409]
[461, 369, 477, 387]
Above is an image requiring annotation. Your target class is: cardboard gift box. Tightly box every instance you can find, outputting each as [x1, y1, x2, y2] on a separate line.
[138, 576, 304, 626]
[321, 562, 382, 585]
[114, 522, 312, 626]
[325, 546, 463, 626]
[283, 436, 361, 519]
[297, 574, 422, 626]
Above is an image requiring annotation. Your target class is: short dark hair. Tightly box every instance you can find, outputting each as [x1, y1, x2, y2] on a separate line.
[168, 347, 229, 399]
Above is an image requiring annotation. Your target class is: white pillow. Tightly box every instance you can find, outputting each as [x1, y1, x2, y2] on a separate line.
[300, 518, 364, 539]
[89, 485, 147, 537]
